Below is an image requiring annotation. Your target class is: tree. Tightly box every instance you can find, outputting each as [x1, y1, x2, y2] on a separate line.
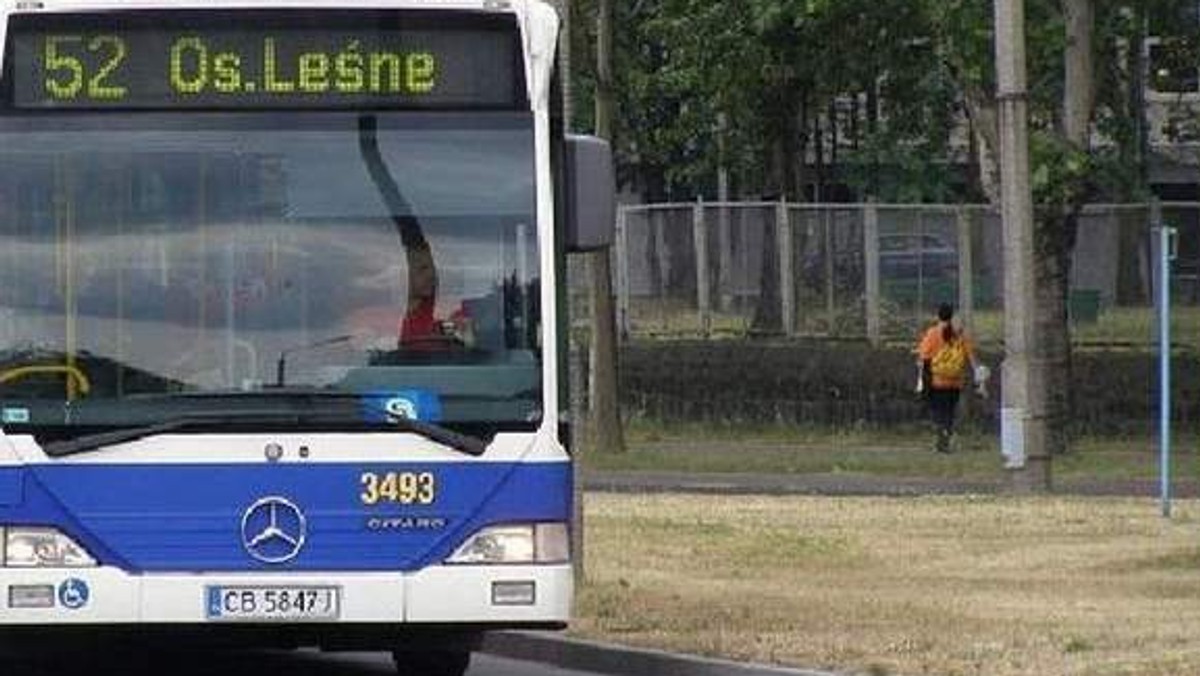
[926, 0, 1200, 458]
[590, 0, 624, 455]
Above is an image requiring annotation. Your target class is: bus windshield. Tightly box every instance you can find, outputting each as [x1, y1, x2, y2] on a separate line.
[0, 112, 541, 431]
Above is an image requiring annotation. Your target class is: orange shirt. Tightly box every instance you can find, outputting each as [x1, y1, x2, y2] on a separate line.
[917, 322, 975, 389]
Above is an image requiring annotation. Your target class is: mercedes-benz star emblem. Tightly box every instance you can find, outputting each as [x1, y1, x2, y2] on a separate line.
[241, 496, 307, 564]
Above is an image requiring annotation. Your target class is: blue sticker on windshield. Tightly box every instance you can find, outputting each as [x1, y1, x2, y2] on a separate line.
[1, 408, 29, 424]
[361, 390, 442, 423]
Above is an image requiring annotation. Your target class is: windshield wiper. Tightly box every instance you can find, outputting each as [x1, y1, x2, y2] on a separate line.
[386, 414, 487, 456]
[150, 389, 488, 455]
[43, 392, 489, 457]
[42, 410, 313, 457]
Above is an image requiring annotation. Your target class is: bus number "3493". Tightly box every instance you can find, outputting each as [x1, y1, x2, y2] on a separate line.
[360, 472, 436, 506]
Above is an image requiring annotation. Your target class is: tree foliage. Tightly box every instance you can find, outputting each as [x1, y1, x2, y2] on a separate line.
[570, 0, 1200, 204]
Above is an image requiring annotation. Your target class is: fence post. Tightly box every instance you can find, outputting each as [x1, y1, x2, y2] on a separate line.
[957, 206, 975, 337]
[615, 206, 630, 340]
[693, 198, 711, 336]
[778, 200, 795, 336]
[864, 200, 881, 346]
[718, 201, 733, 312]
[823, 208, 835, 333]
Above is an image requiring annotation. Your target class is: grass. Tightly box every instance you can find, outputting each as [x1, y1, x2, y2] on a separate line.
[579, 419, 1194, 485]
[574, 492, 1200, 675]
[970, 306, 1200, 351]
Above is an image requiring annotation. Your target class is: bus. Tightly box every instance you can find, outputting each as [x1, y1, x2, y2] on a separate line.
[0, 0, 613, 673]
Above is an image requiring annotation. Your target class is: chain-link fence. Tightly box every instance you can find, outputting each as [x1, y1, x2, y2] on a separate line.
[611, 201, 1200, 349]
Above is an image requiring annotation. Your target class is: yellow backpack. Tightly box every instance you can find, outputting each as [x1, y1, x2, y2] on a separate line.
[930, 339, 968, 381]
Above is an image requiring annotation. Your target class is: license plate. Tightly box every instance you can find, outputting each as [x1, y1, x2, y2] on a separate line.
[205, 586, 340, 621]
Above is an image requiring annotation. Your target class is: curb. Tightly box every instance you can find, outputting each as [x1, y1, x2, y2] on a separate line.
[582, 470, 999, 497]
[481, 631, 842, 676]
[581, 470, 1200, 498]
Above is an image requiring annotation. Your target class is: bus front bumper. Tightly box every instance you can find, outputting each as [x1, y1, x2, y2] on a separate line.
[0, 564, 571, 626]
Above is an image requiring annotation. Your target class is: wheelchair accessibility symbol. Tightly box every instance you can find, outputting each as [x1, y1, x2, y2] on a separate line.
[58, 578, 89, 610]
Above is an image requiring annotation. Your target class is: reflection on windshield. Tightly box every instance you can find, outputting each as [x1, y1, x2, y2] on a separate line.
[0, 112, 540, 427]
[357, 114, 441, 351]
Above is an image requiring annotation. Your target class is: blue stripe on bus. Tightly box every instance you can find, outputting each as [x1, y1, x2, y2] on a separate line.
[0, 468, 21, 506]
[0, 461, 571, 573]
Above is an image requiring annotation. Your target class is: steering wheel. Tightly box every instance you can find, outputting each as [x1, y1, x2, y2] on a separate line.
[0, 364, 92, 398]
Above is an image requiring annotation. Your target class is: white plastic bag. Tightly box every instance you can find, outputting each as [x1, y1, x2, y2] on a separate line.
[973, 363, 991, 397]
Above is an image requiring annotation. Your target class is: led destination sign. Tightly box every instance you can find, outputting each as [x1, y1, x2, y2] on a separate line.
[6, 12, 525, 109]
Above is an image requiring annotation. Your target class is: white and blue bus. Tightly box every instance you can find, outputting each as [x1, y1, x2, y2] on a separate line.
[0, 0, 612, 673]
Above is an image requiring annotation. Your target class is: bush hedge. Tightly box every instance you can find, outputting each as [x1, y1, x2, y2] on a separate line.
[619, 340, 1200, 435]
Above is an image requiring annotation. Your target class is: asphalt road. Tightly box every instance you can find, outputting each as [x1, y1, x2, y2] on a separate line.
[4, 649, 601, 676]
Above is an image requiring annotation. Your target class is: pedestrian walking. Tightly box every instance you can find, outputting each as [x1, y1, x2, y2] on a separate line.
[915, 303, 979, 453]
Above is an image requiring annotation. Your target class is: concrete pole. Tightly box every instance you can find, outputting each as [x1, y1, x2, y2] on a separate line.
[995, 0, 1049, 489]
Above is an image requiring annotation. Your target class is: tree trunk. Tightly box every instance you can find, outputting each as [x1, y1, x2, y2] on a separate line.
[1034, 207, 1079, 456]
[751, 87, 800, 333]
[751, 143, 785, 333]
[1036, 0, 1093, 455]
[1062, 0, 1095, 144]
[590, 0, 625, 454]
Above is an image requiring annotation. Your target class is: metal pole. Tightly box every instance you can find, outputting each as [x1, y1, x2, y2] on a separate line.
[1156, 209, 1175, 518]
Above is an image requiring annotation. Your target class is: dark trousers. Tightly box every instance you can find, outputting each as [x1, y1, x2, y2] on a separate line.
[927, 388, 961, 435]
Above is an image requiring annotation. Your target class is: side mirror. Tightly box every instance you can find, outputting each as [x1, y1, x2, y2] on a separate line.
[564, 134, 615, 252]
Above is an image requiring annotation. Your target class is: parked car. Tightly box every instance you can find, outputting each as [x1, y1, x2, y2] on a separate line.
[878, 233, 957, 279]
[802, 233, 958, 288]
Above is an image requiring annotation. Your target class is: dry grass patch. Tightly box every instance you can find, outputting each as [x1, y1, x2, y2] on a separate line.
[574, 493, 1200, 675]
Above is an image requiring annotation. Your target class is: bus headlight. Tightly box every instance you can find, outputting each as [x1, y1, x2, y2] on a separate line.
[3, 527, 97, 568]
[446, 523, 569, 564]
